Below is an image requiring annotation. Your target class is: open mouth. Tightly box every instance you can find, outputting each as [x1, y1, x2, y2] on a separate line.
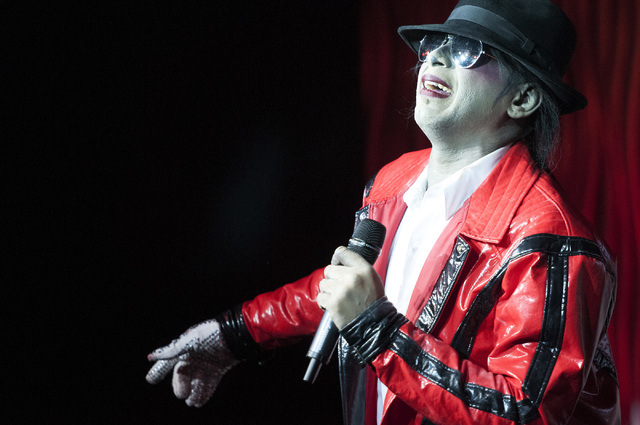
[422, 80, 453, 95]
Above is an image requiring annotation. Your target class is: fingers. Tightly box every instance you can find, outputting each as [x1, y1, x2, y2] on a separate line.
[330, 246, 370, 267]
[325, 247, 374, 284]
[322, 256, 369, 295]
[316, 284, 329, 311]
[146, 358, 178, 384]
[186, 375, 217, 407]
[147, 340, 184, 362]
[146, 320, 236, 408]
[318, 246, 385, 329]
[172, 360, 192, 399]
[171, 358, 220, 407]
[320, 253, 360, 309]
[146, 338, 189, 385]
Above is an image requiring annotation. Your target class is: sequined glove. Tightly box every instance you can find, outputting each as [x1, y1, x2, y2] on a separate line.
[146, 319, 240, 407]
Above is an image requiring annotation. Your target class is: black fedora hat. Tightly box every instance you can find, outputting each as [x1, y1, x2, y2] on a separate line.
[398, 0, 587, 114]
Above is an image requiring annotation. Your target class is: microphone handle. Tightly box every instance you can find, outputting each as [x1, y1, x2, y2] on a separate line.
[303, 311, 339, 382]
[303, 219, 386, 383]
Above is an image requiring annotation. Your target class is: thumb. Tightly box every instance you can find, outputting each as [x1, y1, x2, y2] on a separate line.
[331, 246, 369, 267]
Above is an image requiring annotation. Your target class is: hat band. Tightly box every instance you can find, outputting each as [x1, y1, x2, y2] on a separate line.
[448, 5, 558, 74]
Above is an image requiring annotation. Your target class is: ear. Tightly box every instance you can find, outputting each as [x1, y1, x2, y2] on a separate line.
[507, 84, 542, 119]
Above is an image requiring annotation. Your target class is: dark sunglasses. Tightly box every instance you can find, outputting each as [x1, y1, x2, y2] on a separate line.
[418, 33, 497, 68]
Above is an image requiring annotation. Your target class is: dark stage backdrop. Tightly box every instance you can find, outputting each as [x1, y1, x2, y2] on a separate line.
[359, 1, 640, 424]
[6, 1, 361, 424]
[6, 1, 638, 424]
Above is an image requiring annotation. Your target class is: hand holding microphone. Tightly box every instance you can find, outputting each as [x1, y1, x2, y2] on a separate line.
[318, 247, 386, 329]
[304, 218, 386, 383]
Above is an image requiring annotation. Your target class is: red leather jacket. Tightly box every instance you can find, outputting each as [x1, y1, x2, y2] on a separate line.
[240, 143, 620, 425]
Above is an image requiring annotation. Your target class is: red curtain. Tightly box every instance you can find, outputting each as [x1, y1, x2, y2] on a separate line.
[359, 1, 640, 423]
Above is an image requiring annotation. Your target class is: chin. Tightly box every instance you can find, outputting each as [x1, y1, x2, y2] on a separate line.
[414, 106, 437, 129]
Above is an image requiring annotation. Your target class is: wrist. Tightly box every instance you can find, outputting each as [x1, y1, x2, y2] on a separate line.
[339, 297, 407, 366]
[216, 304, 270, 363]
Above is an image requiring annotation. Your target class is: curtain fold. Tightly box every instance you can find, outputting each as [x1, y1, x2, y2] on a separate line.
[359, 1, 639, 423]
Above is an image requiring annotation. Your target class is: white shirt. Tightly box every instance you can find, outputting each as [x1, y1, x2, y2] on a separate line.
[377, 146, 510, 424]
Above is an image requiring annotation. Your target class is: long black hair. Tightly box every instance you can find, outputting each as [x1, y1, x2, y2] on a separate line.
[486, 46, 562, 171]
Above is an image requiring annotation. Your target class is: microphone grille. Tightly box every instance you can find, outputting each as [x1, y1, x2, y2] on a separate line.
[352, 218, 386, 249]
[348, 219, 387, 265]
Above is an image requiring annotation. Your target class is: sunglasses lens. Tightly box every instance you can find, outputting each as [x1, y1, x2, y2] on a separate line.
[417, 33, 485, 68]
[450, 36, 483, 68]
[418, 34, 448, 62]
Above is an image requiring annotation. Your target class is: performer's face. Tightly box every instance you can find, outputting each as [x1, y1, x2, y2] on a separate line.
[414, 41, 514, 141]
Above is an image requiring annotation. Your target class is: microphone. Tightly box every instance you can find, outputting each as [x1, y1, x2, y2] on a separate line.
[303, 218, 386, 383]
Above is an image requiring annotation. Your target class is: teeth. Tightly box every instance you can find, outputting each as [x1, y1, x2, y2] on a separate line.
[423, 81, 452, 94]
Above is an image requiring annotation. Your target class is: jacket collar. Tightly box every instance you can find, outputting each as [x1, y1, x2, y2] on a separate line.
[459, 142, 541, 244]
[364, 141, 541, 245]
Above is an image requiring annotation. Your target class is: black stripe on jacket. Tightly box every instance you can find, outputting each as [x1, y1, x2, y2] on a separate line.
[393, 234, 609, 424]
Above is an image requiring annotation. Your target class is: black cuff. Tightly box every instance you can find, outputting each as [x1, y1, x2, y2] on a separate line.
[216, 304, 270, 363]
[339, 297, 407, 366]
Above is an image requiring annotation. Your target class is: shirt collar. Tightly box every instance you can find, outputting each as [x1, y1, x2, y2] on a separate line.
[403, 145, 511, 220]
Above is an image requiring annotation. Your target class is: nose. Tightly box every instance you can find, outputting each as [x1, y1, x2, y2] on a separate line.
[426, 43, 452, 68]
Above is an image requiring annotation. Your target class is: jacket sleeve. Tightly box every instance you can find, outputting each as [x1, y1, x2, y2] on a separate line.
[241, 267, 326, 350]
[341, 241, 618, 424]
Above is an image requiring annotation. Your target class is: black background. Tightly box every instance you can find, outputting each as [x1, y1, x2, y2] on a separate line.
[5, 1, 366, 423]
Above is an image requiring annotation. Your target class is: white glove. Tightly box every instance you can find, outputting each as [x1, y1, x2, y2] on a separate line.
[146, 319, 240, 407]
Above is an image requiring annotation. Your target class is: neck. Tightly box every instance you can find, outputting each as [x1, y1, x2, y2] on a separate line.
[423, 122, 522, 187]
[427, 142, 510, 187]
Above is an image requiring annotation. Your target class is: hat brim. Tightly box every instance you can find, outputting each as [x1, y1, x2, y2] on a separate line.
[398, 24, 587, 114]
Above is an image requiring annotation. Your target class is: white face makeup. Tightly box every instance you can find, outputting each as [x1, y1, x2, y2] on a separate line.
[414, 42, 513, 147]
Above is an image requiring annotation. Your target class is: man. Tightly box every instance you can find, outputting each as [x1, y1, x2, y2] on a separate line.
[146, 0, 620, 423]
